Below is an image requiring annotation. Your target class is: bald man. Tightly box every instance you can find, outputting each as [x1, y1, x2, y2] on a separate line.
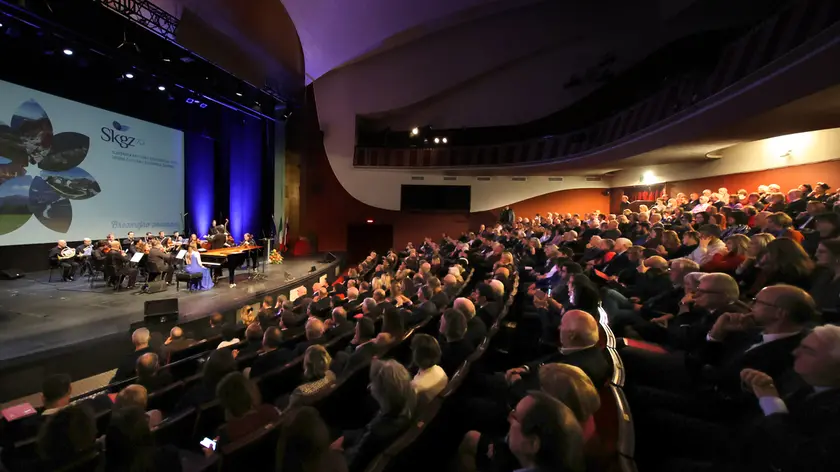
[505, 310, 609, 400]
[49, 239, 79, 281]
[164, 326, 196, 357]
[135, 352, 173, 393]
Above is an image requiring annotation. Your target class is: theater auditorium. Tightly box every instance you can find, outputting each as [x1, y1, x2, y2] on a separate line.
[0, 0, 839, 471]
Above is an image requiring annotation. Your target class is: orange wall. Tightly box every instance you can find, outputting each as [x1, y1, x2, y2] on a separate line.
[294, 90, 610, 252]
[507, 188, 610, 218]
[666, 159, 840, 197]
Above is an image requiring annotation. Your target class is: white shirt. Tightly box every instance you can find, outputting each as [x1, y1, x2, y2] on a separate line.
[217, 338, 240, 349]
[759, 386, 835, 416]
[411, 365, 448, 402]
[689, 239, 727, 265]
[745, 331, 802, 351]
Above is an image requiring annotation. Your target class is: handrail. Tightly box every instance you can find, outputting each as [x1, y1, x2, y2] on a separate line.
[354, 0, 840, 169]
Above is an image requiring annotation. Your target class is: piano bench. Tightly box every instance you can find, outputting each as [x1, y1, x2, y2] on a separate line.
[175, 272, 203, 292]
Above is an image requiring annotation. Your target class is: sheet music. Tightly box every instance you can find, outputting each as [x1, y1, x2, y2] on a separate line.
[175, 250, 187, 260]
[83, 247, 92, 256]
[130, 252, 144, 263]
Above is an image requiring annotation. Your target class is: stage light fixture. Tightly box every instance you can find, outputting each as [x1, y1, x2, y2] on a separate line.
[434, 137, 440, 144]
[62, 48, 73, 56]
[124, 73, 134, 79]
[411, 127, 419, 136]
[442, 137, 448, 144]
[236, 92, 242, 97]
[158, 85, 166, 91]
[199, 103, 208, 109]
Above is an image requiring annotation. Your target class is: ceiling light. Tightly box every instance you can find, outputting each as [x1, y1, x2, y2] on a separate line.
[124, 73, 134, 79]
[236, 92, 242, 97]
[442, 137, 448, 144]
[158, 85, 166, 91]
[162, 58, 171, 62]
[62, 48, 73, 56]
[434, 137, 440, 144]
[411, 127, 419, 136]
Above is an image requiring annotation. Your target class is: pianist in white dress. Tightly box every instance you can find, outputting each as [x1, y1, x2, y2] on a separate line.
[184, 244, 214, 290]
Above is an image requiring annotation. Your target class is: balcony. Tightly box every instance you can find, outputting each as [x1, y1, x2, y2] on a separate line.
[354, 0, 840, 169]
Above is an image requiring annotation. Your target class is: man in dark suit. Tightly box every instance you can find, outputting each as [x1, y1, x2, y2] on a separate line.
[292, 318, 327, 357]
[455, 297, 487, 349]
[249, 327, 294, 378]
[325, 307, 354, 340]
[785, 189, 808, 219]
[598, 238, 634, 277]
[49, 240, 79, 281]
[162, 326, 196, 361]
[344, 286, 362, 314]
[147, 241, 174, 283]
[690, 284, 816, 397]
[111, 328, 153, 383]
[736, 326, 840, 472]
[332, 318, 380, 375]
[439, 308, 474, 377]
[411, 285, 439, 323]
[505, 310, 609, 397]
[135, 353, 173, 393]
[428, 277, 450, 310]
[280, 301, 307, 329]
[474, 283, 502, 327]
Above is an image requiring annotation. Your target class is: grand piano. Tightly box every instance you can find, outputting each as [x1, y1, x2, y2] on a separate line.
[199, 245, 263, 285]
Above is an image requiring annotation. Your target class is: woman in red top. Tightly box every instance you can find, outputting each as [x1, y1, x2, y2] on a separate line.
[701, 234, 749, 274]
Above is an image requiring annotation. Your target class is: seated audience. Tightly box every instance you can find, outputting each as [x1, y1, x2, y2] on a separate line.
[276, 406, 348, 472]
[112, 328, 153, 383]
[333, 359, 416, 472]
[114, 384, 162, 428]
[288, 345, 337, 408]
[36, 403, 98, 470]
[217, 323, 241, 349]
[439, 308, 474, 377]
[293, 318, 327, 357]
[409, 334, 449, 403]
[214, 372, 281, 447]
[104, 406, 181, 471]
[176, 349, 237, 411]
[135, 353, 173, 393]
[249, 326, 294, 378]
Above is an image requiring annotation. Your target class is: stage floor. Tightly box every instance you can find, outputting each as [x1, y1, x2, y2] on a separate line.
[0, 256, 328, 364]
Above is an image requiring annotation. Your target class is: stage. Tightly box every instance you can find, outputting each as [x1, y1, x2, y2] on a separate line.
[0, 254, 342, 402]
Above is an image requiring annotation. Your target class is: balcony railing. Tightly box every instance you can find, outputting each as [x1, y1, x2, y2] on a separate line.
[354, 0, 840, 169]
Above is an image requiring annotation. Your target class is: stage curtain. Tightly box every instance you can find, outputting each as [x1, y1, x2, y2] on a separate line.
[184, 133, 215, 237]
[226, 113, 264, 241]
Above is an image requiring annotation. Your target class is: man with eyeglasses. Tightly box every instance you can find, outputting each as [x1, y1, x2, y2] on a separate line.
[696, 284, 814, 397]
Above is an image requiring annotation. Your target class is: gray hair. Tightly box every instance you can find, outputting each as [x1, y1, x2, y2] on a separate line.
[362, 297, 377, 313]
[370, 359, 416, 417]
[811, 325, 840, 363]
[699, 272, 739, 301]
[683, 271, 705, 290]
[347, 287, 359, 299]
[131, 328, 150, 347]
[671, 258, 700, 276]
[454, 297, 476, 319]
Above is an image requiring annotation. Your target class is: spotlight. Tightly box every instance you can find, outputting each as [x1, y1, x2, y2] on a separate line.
[199, 103, 208, 109]
[434, 137, 440, 144]
[62, 48, 73, 56]
[157, 85, 166, 91]
[162, 57, 171, 62]
[235, 92, 242, 97]
[411, 127, 419, 136]
[442, 137, 448, 144]
[124, 73, 134, 79]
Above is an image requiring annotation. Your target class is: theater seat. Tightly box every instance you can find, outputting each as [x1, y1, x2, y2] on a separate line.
[218, 421, 282, 472]
[152, 407, 198, 450]
[618, 338, 668, 354]
[364, 398, 444, 472]
[146, 381, 185, 416]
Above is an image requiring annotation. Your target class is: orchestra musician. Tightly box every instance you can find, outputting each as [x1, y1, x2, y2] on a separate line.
[147, 240, 175, 284]
[92, 241, 108, 265]
[49, 240, 79, 281]
[144, 232, 154, 243]
[241, 233, 260, 271]
[208, 220, 219, 236]
[188, 234, 199, 246]
[105, 241, 138, 289]
[209, 225, 229, 250]
[172, 232, 184, 244]
[123, 231, 137, 254]
[158, 231, 166, 240]
[75, 238, 94, 276]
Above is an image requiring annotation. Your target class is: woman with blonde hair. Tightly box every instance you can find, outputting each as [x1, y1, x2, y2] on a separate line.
[736, 233, 774, 287]
[183, 243, 214, 290]
[288, 345, 336, 408]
